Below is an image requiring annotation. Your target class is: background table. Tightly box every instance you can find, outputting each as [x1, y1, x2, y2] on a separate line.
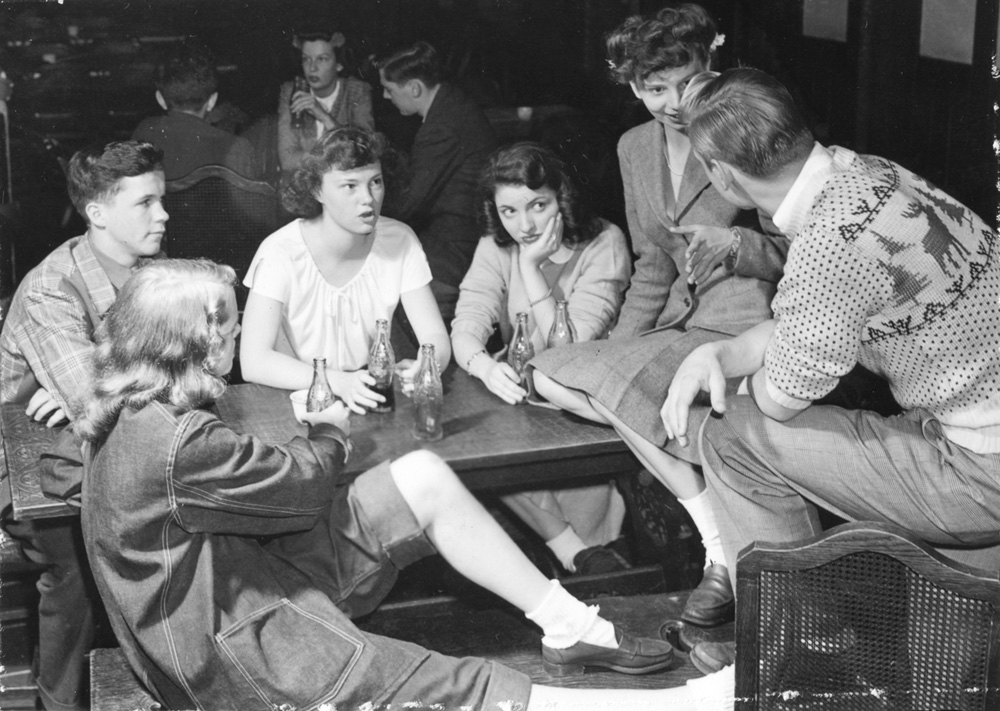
[2, 367, 637, 520]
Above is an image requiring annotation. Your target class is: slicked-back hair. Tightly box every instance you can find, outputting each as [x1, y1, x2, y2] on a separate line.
[377, 41, 443, 87]
[683, 68, 814, 179]
[478, 141, 600, 249]
[156, 41, 219, 111]
[75, 259, 237, 443]
[606, 3, 717, 86]
[67, 140, 164, 222]
[280, 126, 390, 218]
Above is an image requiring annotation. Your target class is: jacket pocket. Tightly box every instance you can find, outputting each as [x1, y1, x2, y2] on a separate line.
[217, 597, 364, 711]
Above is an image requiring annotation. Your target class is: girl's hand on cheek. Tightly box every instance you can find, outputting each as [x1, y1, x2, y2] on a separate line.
[520, 213, 562, 268]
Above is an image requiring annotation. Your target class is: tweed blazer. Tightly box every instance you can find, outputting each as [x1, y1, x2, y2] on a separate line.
[611, 120, 789, 340]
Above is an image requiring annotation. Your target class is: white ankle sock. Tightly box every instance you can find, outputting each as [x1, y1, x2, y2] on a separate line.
[679, 489, 727, 567]
[525, 580, 618, 649]
[546, 526, 588, 572]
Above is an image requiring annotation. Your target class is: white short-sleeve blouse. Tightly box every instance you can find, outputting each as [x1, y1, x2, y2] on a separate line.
[244, 217, 432, 371]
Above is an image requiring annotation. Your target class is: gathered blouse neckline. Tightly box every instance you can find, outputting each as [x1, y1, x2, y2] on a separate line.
[297, 218, 376, 291]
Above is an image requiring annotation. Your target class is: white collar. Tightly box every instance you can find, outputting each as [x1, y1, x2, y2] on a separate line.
[771, 142, 836, 237]
[316, 81, 340, 110]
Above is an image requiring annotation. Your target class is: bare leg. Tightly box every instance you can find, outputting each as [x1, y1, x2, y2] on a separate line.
[535, 372, 705, 499]
[390, 449, 556, 612]
[589, 396, 705, 500]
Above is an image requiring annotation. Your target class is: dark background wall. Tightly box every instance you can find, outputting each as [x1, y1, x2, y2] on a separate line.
[1, 0, 996, 291]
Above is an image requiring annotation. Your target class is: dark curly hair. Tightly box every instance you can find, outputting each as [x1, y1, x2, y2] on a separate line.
[605, 3, 718, 85]
[280, 126, 391, 218]
[478, 141, 600, 249]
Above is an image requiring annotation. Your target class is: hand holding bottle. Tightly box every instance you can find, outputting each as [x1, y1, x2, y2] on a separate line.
[329, 369, 383, 414]
[477, 358, 527, 405]
[301, 400, 351, 437]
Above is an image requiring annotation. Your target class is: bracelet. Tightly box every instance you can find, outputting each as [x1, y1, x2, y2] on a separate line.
[465, 349, 487, 373]
[528, 287, 553, 308]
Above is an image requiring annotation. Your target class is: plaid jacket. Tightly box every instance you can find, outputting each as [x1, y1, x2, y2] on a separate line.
[0, 235, 117, 419]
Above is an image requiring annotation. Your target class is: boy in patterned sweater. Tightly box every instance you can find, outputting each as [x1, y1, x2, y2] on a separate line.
[661, 68, 1000, 675]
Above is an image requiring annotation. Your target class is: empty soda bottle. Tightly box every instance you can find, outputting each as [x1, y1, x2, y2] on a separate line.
[412, 343, 443, 441]
[307, 357, 336, 413]
[290, 76, 309, 129]
[368, 318, 395, 413]
[547, 299, 576, 348]
[507, 312, 535, 400]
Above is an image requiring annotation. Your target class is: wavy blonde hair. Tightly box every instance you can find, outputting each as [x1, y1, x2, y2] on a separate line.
[75, 259, 237, 442]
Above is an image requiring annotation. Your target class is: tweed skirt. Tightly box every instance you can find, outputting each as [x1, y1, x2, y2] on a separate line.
[530, 327, 736, 461]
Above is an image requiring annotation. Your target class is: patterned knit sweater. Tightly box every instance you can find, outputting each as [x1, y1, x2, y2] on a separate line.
[768, 145, 1000, 452]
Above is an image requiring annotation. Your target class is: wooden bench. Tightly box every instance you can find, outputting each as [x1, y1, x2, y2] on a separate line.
[90, 648, 161, 711]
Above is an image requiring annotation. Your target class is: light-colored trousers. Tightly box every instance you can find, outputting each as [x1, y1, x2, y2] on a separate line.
[700, 396, 1000, 587]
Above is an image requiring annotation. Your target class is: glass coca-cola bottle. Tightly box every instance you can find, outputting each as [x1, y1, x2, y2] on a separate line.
[547, 299, 576, 348]
[368, 319, 395, 413]
[507, 311, 535, 400]
[412, 343, 443, 441]
[290, 76, 309, 129]
[307, 357, 335, 412]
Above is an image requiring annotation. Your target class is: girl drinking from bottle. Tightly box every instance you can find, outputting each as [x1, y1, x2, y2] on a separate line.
[451, 141, 632, 576]
[277, 29, 374, 172]
[241, 127, 450, 413]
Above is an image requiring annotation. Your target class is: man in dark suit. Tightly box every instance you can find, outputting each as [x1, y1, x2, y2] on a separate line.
[377, 41, 497, 329]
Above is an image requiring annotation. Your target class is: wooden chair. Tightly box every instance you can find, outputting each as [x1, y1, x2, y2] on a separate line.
[162, 164, 289, 310]
[735, 521, 1000, 710]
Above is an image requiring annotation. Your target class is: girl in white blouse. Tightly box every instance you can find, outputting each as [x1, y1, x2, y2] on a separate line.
[240, 127, 450, 413]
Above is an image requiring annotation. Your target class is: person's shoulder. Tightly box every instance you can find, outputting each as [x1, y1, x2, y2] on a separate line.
[375, 216, 420, 245]
[255, 220, 303, 255]
[343, 77, 372, 96]
[618, 120, 656, 150]
[430, 83, 491, 127]
[592, 217, 626, 243]
[131, 115, 167, 138]
[18, 235, 88, 290]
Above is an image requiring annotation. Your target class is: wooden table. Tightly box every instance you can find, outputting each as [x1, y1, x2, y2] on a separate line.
[2, 367, 638, 521]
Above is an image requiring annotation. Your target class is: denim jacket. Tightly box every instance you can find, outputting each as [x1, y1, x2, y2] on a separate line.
[82, 401, 419, 711]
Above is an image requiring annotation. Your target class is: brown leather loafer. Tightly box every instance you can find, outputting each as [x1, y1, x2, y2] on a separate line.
[681, 563, 735, 627]
[690, 640, 736, 675]
[542, 626, 675, 677]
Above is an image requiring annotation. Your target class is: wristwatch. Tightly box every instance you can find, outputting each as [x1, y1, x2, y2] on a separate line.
[723, 227, 742, 272]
